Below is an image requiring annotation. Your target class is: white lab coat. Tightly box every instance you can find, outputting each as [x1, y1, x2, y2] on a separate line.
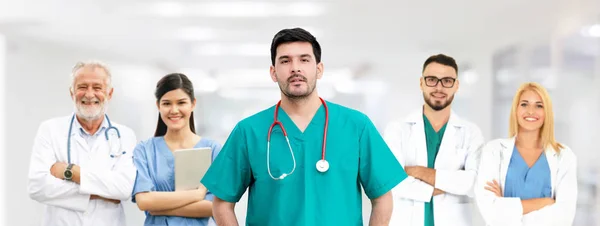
[474, 137, 578, 226]
[384, 109, 484, 226]
[27, 114, 137, 226]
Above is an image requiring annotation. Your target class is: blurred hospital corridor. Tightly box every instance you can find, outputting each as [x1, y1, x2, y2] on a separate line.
[1, 0, 600, 225]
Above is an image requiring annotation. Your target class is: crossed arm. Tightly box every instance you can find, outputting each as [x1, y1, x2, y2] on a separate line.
[134, 185, 213, 218]
[404, 166, 446, 196]
[392, 151, 481, 201]
[474, 143, 578, 226]
[484, 180, 555, 214]
[387, 124, 485, 201]
[49, 162, 122, 204]
[27, 123, 136, 211]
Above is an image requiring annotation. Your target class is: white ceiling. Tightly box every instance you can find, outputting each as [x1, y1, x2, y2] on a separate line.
[0, 0, 598, 73]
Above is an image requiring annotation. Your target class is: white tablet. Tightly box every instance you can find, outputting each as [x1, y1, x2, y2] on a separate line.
[173, 147, 213, 191]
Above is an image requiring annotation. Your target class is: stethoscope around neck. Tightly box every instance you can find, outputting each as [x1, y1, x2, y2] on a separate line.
[67, 114, 124, 164]
[267, 97, 330, 180]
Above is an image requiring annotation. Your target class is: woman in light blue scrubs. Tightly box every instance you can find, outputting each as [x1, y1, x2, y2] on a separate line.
[475, 82, 578, 226]
[131, 73, 222, 226]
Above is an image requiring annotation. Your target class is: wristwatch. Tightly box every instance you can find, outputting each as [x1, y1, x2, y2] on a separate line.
[64, 164, 74, 181]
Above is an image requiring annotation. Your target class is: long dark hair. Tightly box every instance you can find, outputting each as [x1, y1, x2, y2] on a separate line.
[154, 73, 196, 137]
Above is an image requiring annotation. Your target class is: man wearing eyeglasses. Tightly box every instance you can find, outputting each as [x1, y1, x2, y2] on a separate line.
[384, 54, 485, 226]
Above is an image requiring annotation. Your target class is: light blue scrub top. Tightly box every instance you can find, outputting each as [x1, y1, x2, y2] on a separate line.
[503, 147, 552, 199]
[132, 136, 222, 226]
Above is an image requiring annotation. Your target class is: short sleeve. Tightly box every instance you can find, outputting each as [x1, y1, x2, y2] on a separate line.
[205, 193, 215, 202]
[131, 142, 155, 203]
[203, 140, 223, 202]
[201, 123, 252, 203]
[210, 141, 223, 162]
[359, 116, 408, 199]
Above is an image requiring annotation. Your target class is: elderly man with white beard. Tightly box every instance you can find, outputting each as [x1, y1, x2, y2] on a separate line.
[27, 61, 138, 226]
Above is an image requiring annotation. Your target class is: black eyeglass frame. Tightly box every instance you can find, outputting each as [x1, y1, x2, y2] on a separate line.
[422, 76, 457, 88]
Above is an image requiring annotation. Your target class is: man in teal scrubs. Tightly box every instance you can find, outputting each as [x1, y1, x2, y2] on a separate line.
[201, 28, 407, 226]
[422, 114, 447, 226]
[384, 54, 485, 226]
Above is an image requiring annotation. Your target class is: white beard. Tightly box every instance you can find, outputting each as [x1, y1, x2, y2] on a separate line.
[74, 96, 108, 121]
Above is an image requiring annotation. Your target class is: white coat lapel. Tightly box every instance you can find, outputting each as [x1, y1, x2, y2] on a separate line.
[70, 126, 90, 154]
[499, 137, 516, 189]
[544, 147, 559, 197]
[436, 112, 460, 169]
[406, 111, 427, 167]
[415, 120, 428, 167]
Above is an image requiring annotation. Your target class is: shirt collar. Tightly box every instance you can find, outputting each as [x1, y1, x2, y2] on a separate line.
[72, 114, 109, 137]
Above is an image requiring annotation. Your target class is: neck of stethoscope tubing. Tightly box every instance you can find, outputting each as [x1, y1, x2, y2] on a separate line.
[270, 98, 327, 164]
[284, 136, 296, 175]
[67, 114, 122, 164]
[266, 136, 297, 180]
[104, 114, 112, 126]
[320, 102, 329, 160]
[266, 141, 274, 179]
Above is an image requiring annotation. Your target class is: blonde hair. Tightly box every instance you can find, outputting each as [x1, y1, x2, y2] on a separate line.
[509, 82, 563, 152]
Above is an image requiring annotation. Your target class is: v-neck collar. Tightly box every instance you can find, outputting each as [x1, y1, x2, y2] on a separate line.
[158, 136, 204, 160]
[276, 103, 326, 140]
[513, 146, 547, 169]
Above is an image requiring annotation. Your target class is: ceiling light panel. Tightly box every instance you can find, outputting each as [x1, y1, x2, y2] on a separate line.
[144, 2, 326, 18]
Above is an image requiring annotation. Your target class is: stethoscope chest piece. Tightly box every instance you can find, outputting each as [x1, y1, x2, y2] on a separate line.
[316, 159, 329, 173]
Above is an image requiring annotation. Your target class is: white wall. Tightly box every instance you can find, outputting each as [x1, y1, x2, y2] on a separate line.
[0, 32, 7, 226]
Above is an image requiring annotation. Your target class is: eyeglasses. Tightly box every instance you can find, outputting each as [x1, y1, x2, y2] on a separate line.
[423, 76, 456, 88]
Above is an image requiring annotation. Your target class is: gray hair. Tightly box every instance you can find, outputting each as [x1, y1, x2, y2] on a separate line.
[70, 60, 113, 91]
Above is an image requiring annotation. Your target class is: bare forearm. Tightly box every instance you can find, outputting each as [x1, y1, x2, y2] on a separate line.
[136, 191, 203, 212]
[416, 169, 436, 186]
[522, 198, 554, 214]
[214, 197, 239, 226]
[432, 188, 445, 196]
[410, 167, 446, 196]
[406, 166, 436, 187]
[90, 195, 121, 204]
[151, 200, 212, 218]
[369, 192, 393, 226]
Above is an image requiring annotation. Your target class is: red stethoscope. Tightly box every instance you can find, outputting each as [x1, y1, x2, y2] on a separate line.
[267, 97, 329, 180]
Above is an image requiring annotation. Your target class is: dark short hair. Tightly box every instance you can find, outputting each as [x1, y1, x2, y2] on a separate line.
[153, 73, 196, 136]
[422, 54, 458, 74]
[270, 28, 322, 65]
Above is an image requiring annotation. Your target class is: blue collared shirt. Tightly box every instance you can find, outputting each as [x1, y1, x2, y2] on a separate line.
[72, 114, 109, 148]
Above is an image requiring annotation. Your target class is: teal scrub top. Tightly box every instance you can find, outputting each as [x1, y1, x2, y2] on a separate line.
[201, 101, 407, 226]
[423, 114, 447, 226]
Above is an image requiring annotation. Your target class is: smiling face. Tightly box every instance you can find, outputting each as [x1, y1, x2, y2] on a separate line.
[516, 90, 546, 132]
[70, 66, 113, 121]
[157, 88, 196, 132]
[420, 62, 459, 111]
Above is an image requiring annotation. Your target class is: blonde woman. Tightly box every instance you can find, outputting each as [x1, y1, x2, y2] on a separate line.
[475, 82, 577, 226]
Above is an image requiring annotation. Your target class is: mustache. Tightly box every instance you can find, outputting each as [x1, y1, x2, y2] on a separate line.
[287, 74, 307, 82]
[80, 97, 101, 104]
